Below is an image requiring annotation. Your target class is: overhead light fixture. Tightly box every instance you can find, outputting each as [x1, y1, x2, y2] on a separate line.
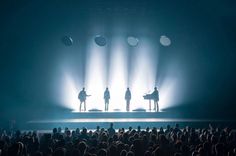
[127, 36, 139, 47]
[61, 36, 73, 46]
[160, 35, 171, 46]
[94, 35, 107, 46]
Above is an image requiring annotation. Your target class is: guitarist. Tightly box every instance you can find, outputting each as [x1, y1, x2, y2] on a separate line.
[78, 87, 90, 111]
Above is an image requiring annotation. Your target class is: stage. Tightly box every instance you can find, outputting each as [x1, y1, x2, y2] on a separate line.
[22, 111, 236, 131]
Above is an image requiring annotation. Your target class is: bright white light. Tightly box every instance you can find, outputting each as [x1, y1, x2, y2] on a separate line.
[84, 38, 106, 110]
[61, 73, 80, 111]
[158, 77, 178, 109]
[157, 61, 184, 110]
[160, 35, 171, 46]
[109, 36, 127, 111]
[130, 38, 156, 110]
[60, 36, 179, 112]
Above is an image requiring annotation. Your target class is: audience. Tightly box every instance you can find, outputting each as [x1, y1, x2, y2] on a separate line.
[0, 123, 235, 156]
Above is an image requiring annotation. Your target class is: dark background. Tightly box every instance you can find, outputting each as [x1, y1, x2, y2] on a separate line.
[0, 0, 236, 123]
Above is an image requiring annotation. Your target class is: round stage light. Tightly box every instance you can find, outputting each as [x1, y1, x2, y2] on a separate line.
[62, 36, 73, 46]
[94, 35, 107, 46]
[160, 35, 171, 46]
[127, 36, 139, 46]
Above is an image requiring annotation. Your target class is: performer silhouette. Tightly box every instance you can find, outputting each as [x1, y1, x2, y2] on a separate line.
[125, 88, 131, 111]
[151, 87, 159, 112]
[78, 87, 88, 111]
[104, 87, 110, 111]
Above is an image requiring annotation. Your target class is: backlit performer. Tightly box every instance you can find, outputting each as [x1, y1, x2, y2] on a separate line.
[151, 87, 159, 111]
[78, 87, 90, 111]
[104, 87, 110, 111]
[125, 88, 131, 111]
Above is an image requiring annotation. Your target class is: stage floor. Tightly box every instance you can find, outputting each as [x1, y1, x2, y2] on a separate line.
[22, 111, 236, 131]
[28, 118, 219, 123]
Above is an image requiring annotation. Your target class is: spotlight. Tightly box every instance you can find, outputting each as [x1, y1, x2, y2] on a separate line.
[160, 35, 171, 46]
[127, 36, 139, 47]
[61, 36, 73, 46]
[94, 35, 107, 46]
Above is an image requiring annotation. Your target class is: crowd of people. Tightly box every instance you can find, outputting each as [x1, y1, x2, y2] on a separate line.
[0, 123, 236, 156]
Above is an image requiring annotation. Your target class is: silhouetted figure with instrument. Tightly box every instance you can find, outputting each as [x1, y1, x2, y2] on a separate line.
[125, 88, 131, 111]
[104, 87, 110, 111]
[78, 87, 90, 111]
[143, 87, 159, 111]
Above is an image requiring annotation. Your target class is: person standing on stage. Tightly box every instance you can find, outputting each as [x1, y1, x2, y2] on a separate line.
[151, 87, 159, 112]
[104, 87, 110, 111]
[78, 87, 88, 111]
[125, 87, 131, 111]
